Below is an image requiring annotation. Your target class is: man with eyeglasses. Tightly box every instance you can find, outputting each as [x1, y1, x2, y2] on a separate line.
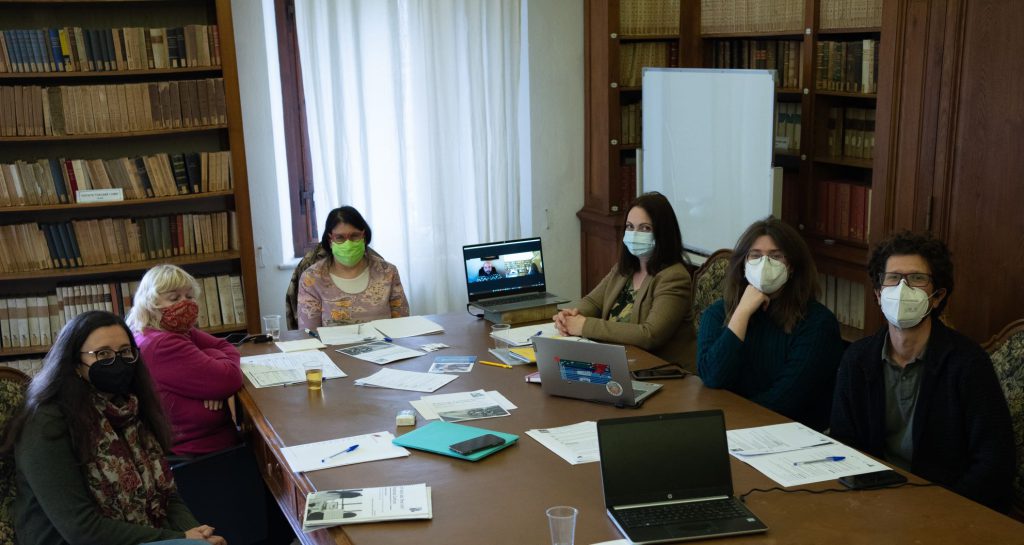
[830, 231, 1014, 512]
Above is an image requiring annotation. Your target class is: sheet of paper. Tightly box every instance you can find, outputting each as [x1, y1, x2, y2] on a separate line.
[280, 431, 409, 473]
[275, 338, 328, 352]
[727, 422, 833, 456]
[354, 368, 457, 393]
[241, 351, 346, 388]
[409, 390, 513, 422]
[316, 324, 385, 345]
[302, 484, 431, 532]
[733, 442, 890, 487]
[526, 421, 599, 465]
[336, 341, 425, 364]
[428, 356, 475, 373]
[368, 316, 444, 338]
[490, 322, 582, 346]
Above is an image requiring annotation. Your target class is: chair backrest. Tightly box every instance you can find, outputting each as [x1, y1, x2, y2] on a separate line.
[285, 245, 329, 330]
[0, 367, 29, 545]
[983, 319, 1024, 521]
[691, 249, 733, 334]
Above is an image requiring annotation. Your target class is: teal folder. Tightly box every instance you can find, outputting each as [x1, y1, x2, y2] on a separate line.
[392, 421, 518, 461]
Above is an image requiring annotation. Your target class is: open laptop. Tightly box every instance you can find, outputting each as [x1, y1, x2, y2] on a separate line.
[597, 411, 768, 544]
[533, 337, 661, 408]
[463, 237, 568, 312]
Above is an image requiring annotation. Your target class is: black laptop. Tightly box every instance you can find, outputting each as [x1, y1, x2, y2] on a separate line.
[597, 411, 768, 544]
[462, 237, 567, 312]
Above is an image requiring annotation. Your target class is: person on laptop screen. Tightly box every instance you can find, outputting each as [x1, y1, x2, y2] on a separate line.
[697, 217, 843, 431]
[297, 206, 410, 329]
[553, 192, 696, 369]
[477, 260, 504, 280]
[830, 232, 1014, 512]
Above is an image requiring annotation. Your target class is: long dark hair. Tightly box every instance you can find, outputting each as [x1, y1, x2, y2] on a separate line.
[723, 217, 819, 332]
[0, 311, 171, 461]
[617, 192, 685, 276]
[319, 206, 373, 256]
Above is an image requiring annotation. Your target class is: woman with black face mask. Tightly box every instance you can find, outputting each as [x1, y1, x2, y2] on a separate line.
[0, 311, 226, 545]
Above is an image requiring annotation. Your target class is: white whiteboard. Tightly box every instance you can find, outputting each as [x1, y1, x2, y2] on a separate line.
[642, 68, 776, 255]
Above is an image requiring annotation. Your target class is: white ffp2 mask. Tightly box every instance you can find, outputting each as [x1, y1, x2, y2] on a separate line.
[744, 256, 789, 294]
[880, 280, 933, 329]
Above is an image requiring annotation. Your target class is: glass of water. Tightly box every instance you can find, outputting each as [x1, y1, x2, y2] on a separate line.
[262, 314, 281, 341]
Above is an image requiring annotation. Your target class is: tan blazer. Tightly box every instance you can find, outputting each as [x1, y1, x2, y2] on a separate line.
[574, 262, 697, 371]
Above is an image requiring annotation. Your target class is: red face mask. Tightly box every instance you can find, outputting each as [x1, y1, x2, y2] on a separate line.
[160, 299, 199, 332]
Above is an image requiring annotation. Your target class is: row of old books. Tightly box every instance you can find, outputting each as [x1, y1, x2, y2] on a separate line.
[815, 40, 879, 94]
[0, 78, 226, 137]
[0, 211, 238, 273]
[774, 102, 802, 152]
[620, 102, 642, 145]
[619, 0, 680, 35]
[820, 0, 883, 30]
[0, 151, 232, 207]
[1, 359, 43, 376]
[700, 0, 803, 35]
[825, 107, 876, 160]
[620, 157, 638, 212]
[0, 274, 246, 350]
[619, 42, 678, 87]
[0, 25, 220, 73]
[815, 180, 872, 242]
[710, 39, 802, 89]
[818, 273, 867, 330]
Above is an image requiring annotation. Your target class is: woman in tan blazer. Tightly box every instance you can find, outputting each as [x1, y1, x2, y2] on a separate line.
[554, 192, 696, 370]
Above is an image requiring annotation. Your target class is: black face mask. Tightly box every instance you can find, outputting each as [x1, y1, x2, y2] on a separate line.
[87, 356, 135, 395]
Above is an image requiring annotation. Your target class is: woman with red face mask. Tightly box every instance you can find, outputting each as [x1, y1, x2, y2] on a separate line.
[127, 264, 243, 457]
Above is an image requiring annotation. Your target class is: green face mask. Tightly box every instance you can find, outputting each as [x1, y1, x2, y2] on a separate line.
[331, 240, 366, 267]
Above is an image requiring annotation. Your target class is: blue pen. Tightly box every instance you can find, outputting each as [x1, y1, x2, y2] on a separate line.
[322, 444, 359, 463]
[792, 456, 845, 466]
[304, 328, 320, 340]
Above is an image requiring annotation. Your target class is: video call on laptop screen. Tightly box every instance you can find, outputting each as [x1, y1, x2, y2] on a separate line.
[463, 238, 546, 300]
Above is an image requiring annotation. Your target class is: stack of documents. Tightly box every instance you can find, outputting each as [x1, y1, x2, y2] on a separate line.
[302, 483, 432, 532]
[316, 316, 444, 346]
[354, 368, 457, 393]
[280, 431, 410, 473]
[526, 421, 599, 465]
[409, 389, 517, 423]
[241, 351, 346, 388]
[727, 422, 890, 487]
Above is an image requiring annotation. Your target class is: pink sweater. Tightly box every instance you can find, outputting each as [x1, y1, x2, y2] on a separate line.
[135, 327, 243, 456]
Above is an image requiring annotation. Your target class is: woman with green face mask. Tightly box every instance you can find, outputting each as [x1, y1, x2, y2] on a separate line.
[296, 206, 410, 330]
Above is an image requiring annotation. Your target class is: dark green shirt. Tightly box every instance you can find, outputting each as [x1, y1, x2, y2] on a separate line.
[881, 335, 926, 471]
[14, 404, 199, 545]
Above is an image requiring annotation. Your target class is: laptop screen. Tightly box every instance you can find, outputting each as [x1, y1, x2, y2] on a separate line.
[463, 238, 547, 301]
[598, 411, 734, 507]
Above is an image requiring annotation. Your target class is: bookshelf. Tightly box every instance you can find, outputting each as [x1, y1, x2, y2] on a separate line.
[583, 0, 884, 341]
[0, 0, 259, 368]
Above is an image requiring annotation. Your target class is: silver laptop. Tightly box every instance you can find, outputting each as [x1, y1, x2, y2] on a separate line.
[533, 337, 661, 408]
[462, 237, 568, 312]
[598, 411, 768, 543]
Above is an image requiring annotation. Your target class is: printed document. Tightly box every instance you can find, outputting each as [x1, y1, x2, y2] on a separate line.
[727, 422, 833, 456]
[281, 431, 410, 473]
[490, 322, 580, 347]
[337, 341, 424, 364]
[275, 338, 327, 352]
[316, 324, 385, 345]
[302, 484, 432, 532]
[526, 421, 599, 465]
[410, 390, 517, 422]
[353, 368, 457, 393]
[367, 316, 444, 338]
[733, 442, 890, 487]
[241, 351, 346, 388]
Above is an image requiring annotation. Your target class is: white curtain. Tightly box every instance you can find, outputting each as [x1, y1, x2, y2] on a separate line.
[294, 0, 522, 315]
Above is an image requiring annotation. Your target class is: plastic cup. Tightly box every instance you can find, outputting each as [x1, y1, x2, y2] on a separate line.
[546, 506, 577, 545]
[304, 361, 323, 391]
[262, 314, 281, 341]
[490, 323, 511, 350]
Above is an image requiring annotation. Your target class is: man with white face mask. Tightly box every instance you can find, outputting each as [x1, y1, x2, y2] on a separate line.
[830, 232, 1014, 512]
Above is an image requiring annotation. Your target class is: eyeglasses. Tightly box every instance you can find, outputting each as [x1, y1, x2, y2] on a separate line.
[329, 232, 364, 244]
[879, 272, 932, 287]
[80, 347, 139, 366]
[747, 251, 786, 263]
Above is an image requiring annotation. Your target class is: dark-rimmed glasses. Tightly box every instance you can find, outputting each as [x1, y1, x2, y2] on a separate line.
[329, 232, 364, 244]
[80, 347, 139, 366]
[879, 272, 932, 287]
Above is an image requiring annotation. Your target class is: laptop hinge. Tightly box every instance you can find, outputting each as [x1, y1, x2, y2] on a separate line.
[614, 495, 730, 510]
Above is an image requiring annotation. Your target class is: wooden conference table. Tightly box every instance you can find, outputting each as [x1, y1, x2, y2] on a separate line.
[236, 313, 1024, 545]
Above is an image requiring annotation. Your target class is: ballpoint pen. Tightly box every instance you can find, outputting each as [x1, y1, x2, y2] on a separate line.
[321, 444, 360, 463]
[479, 360, 512, 369]
[304, 328, 320, 340]
[792, 456, 845, 466]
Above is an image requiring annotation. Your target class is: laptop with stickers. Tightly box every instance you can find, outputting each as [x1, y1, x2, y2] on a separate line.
[533, 337, 661, 407]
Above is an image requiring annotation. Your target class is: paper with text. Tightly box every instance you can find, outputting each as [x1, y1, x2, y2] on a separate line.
[353, 368, 457, 393]
[316, 324, 386, 345]
[526, 421, 599, 465]
[368, 316, 444, 338]
[241, 351, 345, 388]
[281, 431, 409, 473]
[337, 341, 425, 364]
[726, 422, 833, 456]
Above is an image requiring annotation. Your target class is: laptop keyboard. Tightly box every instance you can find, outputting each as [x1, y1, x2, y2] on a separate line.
[617, 499, 747, 528]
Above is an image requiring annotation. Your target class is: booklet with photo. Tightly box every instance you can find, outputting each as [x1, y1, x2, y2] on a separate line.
[302, 483, 432, 533]
[428, 355, 476, 373]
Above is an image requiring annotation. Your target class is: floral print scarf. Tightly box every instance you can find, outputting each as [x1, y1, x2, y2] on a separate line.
[84, 393, 176, 526]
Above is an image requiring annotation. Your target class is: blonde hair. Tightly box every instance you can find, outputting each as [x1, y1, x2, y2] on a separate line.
[126, 264, 202, 332]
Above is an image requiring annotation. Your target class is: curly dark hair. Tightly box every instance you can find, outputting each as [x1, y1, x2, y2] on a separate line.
[867, 231, 954, 316]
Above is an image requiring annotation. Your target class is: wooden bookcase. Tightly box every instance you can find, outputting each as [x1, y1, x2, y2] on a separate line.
[0, 0, 259, 368]
[583, 0, 884, 341]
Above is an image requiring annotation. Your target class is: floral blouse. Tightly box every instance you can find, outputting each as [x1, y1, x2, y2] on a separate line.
[296, 248, 411, 330]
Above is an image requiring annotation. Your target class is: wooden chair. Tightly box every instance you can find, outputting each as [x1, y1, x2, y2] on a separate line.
[983, 319, 1024, 521]
[285, 245, 329, 330]
[0, 367, 30, 545]
[691, 249, 733, 334]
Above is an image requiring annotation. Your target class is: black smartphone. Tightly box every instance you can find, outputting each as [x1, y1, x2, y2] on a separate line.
[838, 470, 908, 489]
[631, 365, 688, 380]
[449, 434, 506, 455]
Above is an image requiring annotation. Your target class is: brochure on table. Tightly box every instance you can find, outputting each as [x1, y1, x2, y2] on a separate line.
[526, 421, 599, 465]
[302, 483, 432, 532]
[354, 368, 458, 393]
[409, 390, 517, 422]
[241, 351, 346, 388]
[337, 341, 425, 364]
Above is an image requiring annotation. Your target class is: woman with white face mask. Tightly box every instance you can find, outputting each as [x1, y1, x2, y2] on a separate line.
[553, 192, 697, 370]
[697, 217, 843, 431]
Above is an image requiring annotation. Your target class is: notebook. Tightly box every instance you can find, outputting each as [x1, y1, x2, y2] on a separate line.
[597, 411, 768, 544]
[533, 337, 661, 407]
[391, 421, 518, 462]
[463, 237, 568, 312]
